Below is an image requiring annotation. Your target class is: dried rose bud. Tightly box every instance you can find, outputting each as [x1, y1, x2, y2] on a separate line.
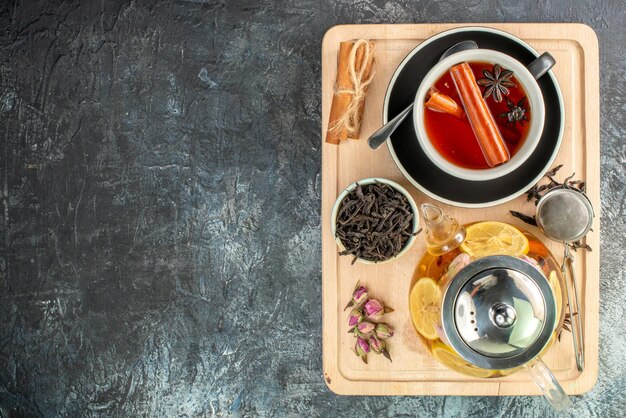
[356, 321, 375, 336]
[348, 308, 363, 328]
[352, 336, 370, 363]
[363, 299, 383, 320]
[369, 335, 385, 353]
[352, 285, 368, 305]
[364, 299, 393, 320]
[356, 336, 370, 353]
[370, 336, 392, 362]
[375, 323, 394, 339]
[344, 283, 368, 310]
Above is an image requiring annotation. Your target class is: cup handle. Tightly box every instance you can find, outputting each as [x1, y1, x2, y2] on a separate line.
[526, 52, 556, 80]
[525, 358, 571, 411]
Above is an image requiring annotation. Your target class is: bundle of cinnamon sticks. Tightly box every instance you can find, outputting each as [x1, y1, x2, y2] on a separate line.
[325, 39, 376, 144]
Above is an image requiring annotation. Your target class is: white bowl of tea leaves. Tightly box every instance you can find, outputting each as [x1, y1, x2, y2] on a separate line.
[331, 178, 420, 265]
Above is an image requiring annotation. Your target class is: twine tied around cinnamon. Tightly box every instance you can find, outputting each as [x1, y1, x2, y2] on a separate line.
[326, 39, 376, 144]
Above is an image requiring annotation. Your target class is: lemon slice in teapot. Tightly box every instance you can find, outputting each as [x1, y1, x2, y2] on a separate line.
[431, 342, 495, 378]
[409, 278, 441, 340]
[460, 221, 529, 258]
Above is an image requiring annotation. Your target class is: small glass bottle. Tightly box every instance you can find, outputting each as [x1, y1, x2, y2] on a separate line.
[420, 203, 466, 256]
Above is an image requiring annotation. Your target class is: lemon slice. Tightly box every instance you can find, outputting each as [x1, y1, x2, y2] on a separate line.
[431, 342, 495, 378]
[409, 278, 441, 340]
[431, 342, 466, 367]
[460, 221, 529, 258]
[548, 270, 563, 321]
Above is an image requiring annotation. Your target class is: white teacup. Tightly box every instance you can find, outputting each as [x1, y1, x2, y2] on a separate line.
[413, 48, 555, 181]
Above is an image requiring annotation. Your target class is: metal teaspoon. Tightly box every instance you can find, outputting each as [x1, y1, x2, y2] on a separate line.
[367, 40, 478, 149]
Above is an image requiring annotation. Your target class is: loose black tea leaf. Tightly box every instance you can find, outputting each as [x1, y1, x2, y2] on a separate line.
[524, 165, 587, 205]
[545, 164, 563, 177]
[557, 311, 577, 342]
[544, 164, 563, 179]
[569, 241, 592, 252]
[510, 210, 537, 226]
[336, 182, 418, 264]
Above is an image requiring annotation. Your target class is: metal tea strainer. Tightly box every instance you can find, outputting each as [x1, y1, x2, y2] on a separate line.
[535, 186, 594, 372]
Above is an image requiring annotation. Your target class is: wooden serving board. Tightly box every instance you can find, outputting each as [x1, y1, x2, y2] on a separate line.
[321, 24, 599, 396]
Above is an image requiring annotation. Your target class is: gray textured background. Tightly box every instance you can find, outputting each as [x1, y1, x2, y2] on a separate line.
[0, 0, 624, 417]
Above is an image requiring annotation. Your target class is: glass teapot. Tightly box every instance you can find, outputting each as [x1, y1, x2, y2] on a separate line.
[410, 206, 570, 410]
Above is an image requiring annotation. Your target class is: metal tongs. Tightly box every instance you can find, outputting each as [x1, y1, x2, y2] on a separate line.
[535, 185, 594, 372]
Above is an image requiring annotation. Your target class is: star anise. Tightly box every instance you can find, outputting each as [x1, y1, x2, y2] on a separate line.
[499, 96, 529, 126]
[477, 64, 516, 102]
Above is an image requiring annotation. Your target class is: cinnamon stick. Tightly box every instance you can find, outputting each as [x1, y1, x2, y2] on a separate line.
[425, 87, 465, 119]
[347, 41, 375, 140]
[326, 42, 354, 144]
[449, 62, 510, 167]
[325, 40, 375, 144]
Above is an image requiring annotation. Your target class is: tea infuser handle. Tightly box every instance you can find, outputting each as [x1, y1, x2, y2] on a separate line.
[564, 245, 585, 372]
[527, 52, 556, 80]
[526, 358, 571, 411]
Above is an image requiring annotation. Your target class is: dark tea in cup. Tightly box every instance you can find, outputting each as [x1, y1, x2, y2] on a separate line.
[424, 61, 531, 169]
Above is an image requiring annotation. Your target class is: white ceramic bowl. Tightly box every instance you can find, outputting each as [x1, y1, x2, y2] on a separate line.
[413, 49, 545, 181]
[330, 178, 419, 265]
